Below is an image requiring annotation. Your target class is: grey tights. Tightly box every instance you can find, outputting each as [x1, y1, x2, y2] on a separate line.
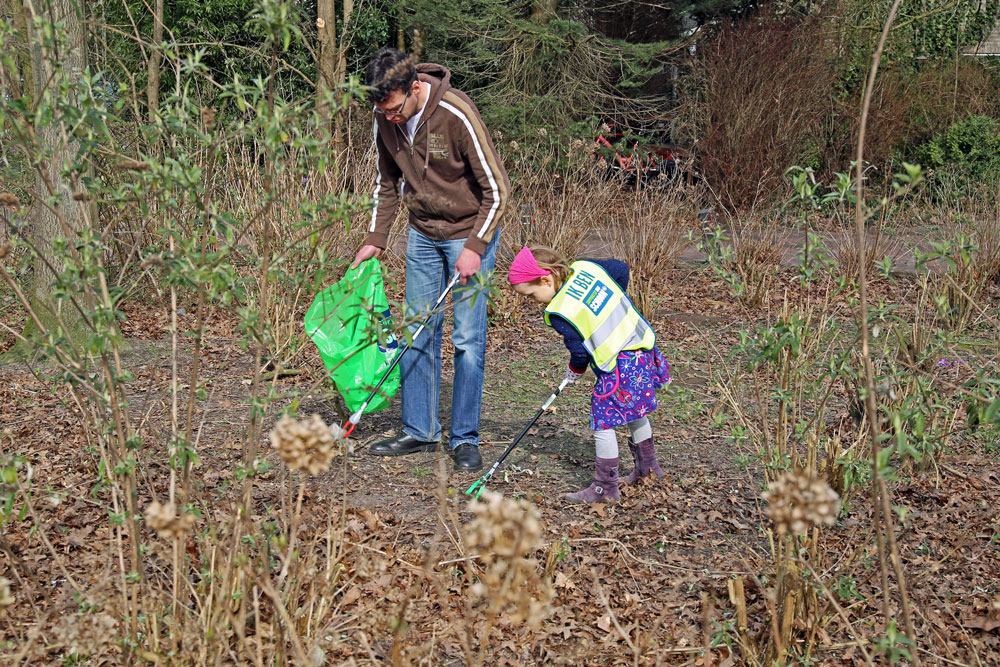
[592, 417, 652, 458]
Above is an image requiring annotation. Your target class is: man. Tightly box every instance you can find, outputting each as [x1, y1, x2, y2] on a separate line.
[351, 48, 509, 472]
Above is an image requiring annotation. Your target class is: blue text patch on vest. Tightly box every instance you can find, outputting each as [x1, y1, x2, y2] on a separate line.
[583, 282, 611, 315]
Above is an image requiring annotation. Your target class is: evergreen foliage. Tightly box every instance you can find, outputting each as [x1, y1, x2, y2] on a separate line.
[919, 114, 1000, 189]
[398, 0, 746, 139]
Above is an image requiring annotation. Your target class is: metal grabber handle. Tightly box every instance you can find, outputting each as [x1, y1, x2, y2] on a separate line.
[466, 376, 571, 499]
[342, 271, 461, 438]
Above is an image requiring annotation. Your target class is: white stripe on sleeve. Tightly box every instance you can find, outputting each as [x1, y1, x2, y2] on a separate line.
[438, 100, 500, 239]
[369, 116, 382, 233]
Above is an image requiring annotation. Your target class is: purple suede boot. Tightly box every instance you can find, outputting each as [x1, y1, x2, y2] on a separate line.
[621, 437, 664, 485]
[565, 457, 620, 504]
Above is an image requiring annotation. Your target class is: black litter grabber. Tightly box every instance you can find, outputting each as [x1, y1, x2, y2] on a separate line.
[466, 376, 572, 499]
[343, 271, 461, 437]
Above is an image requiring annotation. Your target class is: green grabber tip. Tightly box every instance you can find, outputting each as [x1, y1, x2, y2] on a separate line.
[465, 476, 485, 498]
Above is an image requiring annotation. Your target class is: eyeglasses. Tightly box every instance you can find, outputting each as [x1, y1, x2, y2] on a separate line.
[374, 87, 410, 117]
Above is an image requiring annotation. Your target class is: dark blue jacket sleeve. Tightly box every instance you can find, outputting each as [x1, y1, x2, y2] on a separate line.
[549, 314, 590, 372]
[593, 258, 629, 291]
[548, 258, 631, 373]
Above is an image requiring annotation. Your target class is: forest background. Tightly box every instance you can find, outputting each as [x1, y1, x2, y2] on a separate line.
[1, 0, 1000, 664]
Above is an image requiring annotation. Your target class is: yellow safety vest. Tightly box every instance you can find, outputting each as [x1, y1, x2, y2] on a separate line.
[543, 260, 655, 372]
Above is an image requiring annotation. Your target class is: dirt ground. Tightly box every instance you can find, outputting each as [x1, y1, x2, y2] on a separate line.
[1, 241, 999, 663]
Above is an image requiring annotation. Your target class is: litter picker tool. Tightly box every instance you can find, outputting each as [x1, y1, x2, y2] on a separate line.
[342, 271, 461, 437]
[466, 376, 571, 499]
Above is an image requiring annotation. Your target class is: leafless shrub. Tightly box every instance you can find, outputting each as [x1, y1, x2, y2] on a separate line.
[828, 226, 902, 284]
[929, 194, 1000, 330]
[607, 185, 699, 316]
[675, 11, 836, 210]
[218, 138, 377, 369]
[730, 218, 788, 309]
[962, 196, 1000, 286]
[502, 135, 613, 265]
[494, 134, 620, 323]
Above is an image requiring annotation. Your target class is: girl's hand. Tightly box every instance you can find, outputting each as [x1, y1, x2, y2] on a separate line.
[564, 365, 586, 384]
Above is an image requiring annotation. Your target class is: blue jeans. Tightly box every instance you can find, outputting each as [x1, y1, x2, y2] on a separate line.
[401, 227, 498, 449]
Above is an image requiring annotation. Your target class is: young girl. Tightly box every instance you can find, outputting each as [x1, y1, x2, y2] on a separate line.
[508, 245, 671, 503]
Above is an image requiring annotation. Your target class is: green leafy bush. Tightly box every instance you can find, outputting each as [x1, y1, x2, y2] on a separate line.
[919, 115, 1000, 189]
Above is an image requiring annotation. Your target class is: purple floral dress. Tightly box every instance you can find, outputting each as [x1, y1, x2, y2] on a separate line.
[590, 347, 671, 430]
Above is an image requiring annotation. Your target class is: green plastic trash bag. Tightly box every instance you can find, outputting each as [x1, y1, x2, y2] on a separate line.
[304, 259, 400, 413]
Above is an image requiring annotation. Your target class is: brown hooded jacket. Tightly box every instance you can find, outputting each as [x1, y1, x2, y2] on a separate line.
[366, 63, 509, 256]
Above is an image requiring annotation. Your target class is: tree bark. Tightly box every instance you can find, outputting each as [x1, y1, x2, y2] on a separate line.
[317, 0, 336, 96]
[336, 0, 353, 88]
[0, 0, 32, 102]
[24, 0, 90, 331]
[146, 0, 164, 122]
[530, 0, 558, 24]
[331, 0, 354, 153]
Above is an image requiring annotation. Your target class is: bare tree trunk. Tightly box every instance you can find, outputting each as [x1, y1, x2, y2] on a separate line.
[338, 0, 353, 81]
[317, 0, 336, 96]
[331, 0, 354, 153]
[411, 27, 422, 61]
[530, 0, 557, 24]
[146, 0, 164, 122]
[24, 0, 90, 331]
[316, 0, 338, 184]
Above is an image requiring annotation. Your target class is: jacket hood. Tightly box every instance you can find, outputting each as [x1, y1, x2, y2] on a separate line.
[416, 62, 451, 87]
[415, 63, 451, 114]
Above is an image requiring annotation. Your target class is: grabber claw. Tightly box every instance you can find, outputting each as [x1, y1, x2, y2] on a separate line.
[465, 377, 571, 499]
[342, 409, 363, 438]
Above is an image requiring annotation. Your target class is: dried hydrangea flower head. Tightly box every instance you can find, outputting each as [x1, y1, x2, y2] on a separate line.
[270, 414, 343, 475]
[762, 468, 840, 535]
[144, 501, 196, 540]
[0, 578, 13, 607]
[463, 490, 551, 626]
[55, 610, 117, 656]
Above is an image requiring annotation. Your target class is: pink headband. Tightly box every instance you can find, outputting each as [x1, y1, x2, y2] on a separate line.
[508, 247, 551, 285]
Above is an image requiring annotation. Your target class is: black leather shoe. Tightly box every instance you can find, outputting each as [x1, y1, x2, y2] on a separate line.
[369, 433, 439, 457]
[451, 444, 483, 472]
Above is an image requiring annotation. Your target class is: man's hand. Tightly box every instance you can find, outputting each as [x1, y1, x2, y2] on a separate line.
[455, 247, 481, 285]
[351, 245, 383, 269]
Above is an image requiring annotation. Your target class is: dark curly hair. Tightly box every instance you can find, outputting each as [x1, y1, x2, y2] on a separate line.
[365, 48, 417, 104]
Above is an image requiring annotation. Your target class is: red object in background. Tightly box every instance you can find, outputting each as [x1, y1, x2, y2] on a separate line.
[594, 122, 681, 188]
